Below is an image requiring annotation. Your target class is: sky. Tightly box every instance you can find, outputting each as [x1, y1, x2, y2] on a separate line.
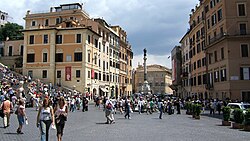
[0, 0, 198, 69]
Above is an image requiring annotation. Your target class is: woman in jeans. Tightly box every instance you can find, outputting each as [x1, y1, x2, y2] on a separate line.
[36, 98, 55, 141]
[54, 97, 68, 141]
[16, 99, 26, 134]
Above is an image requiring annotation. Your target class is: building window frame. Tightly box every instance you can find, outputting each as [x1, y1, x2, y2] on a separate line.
[55, 53, 63, 62]
[217, 9, 222, 22]
[27, 54, 35, 63]
[76, 70, 81, 78]
[241, 44, 249, 57]
[45, 19, 49, 26]
[76, 34, 81, 43]
[57, 70, 61, 78]
[29, 35, 34, 44]
[87, 35, 91, 44]
[237, 3, 246, 17]
[239, 23, 247, 35]
[31, 20, 36, 26]
[240, 67, 250, 80]
[214, 70, 219, 82]
[42, 70, 47, 78]
[221, 47, 224, 60]
[56, 35, 62, 44]
[8, 46, 13, 56]
[220, 68, 227, 81]
[74, 52, 82, 62]
[43, 52, 48, 62]
[211, 13, 217, 26]
[43, 34, 48, 44]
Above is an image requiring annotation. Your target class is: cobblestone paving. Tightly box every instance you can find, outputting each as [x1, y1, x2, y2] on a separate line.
[0, 105, 250, 141]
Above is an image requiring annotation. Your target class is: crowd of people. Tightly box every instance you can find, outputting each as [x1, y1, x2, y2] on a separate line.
[93, 94, 184, 121]
[0, 63, 245, 140]
[0, 64, 74, 141]
[94, 93, 238, 122]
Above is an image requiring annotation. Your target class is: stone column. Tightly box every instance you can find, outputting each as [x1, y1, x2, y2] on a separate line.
[143, 48, 147, 81]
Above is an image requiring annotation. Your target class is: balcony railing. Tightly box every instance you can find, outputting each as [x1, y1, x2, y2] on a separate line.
[209, 33, 224, 45]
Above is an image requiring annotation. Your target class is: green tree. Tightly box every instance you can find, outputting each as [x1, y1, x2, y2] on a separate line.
[0, 23, 23, 41]
[15, 56, 23, 68]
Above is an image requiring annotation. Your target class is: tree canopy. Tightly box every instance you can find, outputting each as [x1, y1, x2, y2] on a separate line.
[0, 23, 24, 41]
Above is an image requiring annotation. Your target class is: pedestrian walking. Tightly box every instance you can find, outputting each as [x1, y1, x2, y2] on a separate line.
[54, 97, 68, 141]
[138, 98, 144, 114]
[16, 99, 27, 134]
[1, 96, 13, 128]
[104, 98, 115, 124]
[36, 98, 55, 141]
[158, 99, 163, 119]
[124, 97, 131, 119]
[176, 99, 181, 114]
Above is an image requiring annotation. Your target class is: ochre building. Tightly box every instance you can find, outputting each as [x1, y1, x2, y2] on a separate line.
[22, 3, 133, 98]
[178, 0, 250, 101]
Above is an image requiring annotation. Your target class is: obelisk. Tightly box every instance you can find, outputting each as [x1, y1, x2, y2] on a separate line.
[141, 48, 151, 95]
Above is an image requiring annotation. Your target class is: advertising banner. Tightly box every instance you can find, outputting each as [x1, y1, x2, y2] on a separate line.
[65, 66, 71, 81]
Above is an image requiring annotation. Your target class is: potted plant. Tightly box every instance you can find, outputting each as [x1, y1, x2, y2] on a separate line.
[194, 104, 201, 119]
[222, 106, 231, 126]
[232, 108, 244, 129]
[244, 109, 250, 131]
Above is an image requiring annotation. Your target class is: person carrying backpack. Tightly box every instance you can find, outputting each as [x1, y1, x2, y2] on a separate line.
[105, 98, 115, 124]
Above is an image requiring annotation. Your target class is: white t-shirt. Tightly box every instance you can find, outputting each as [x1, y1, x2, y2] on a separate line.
[40, 107, 52, 121]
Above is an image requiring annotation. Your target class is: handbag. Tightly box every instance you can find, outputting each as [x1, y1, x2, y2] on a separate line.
[0, 102, 4, 118]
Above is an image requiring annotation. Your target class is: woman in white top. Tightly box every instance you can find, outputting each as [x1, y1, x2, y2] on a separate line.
[54, 97, 68, 141]
[36, 98, 55, 141]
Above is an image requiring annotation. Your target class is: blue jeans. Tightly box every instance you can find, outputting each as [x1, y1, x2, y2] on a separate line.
[40, 120, 52, 141]
[159, 108, 163, 119]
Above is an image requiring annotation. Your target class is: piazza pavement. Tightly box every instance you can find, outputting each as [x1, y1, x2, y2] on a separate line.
[0, 105, 249, 141]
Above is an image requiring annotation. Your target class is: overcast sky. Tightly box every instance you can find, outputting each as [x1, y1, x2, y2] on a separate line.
[0, 0, 198, 69]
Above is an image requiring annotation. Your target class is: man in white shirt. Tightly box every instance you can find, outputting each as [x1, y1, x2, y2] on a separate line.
[105, 98, 115, 124]
[138, 98, 144, 114]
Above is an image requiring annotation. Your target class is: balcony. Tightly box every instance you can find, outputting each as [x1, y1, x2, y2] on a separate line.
[121, 83, 127, 88]
[209, 33, 224, 45]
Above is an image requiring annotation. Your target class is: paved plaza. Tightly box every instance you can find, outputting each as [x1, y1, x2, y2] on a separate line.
[0, 105, 250, 141]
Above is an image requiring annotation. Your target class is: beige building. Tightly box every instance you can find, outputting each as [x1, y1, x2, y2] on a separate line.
[0, 40, 23, 73]
[179, 0, 250, 101]
[22, 3, 133, 98]
[134, 64, 172, 95]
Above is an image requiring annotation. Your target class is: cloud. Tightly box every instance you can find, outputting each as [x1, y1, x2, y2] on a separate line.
[0, 0, 198, 66]
[133, 53, 171, 69]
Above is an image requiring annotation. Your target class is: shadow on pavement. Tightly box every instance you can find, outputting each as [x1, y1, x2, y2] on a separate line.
[201, 113, 223, 120]
[4, 132, 19, 135]
[96, 122, 108, 124]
